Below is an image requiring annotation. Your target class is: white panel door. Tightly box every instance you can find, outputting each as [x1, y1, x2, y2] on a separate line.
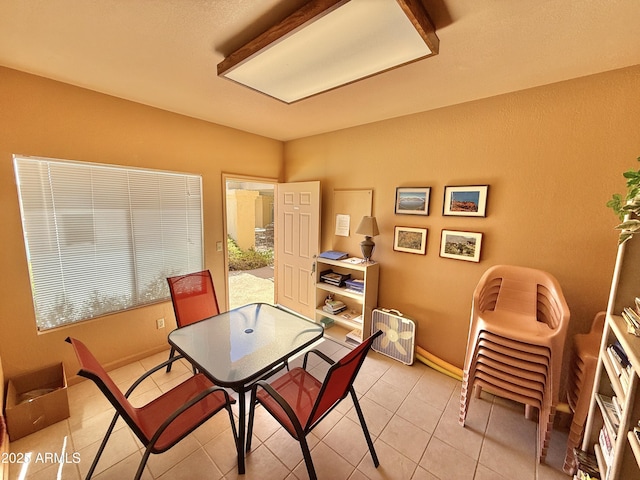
[276, 181, 320, 319]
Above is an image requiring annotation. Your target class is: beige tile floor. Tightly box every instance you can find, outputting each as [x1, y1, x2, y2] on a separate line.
[8, 338, 571, 480]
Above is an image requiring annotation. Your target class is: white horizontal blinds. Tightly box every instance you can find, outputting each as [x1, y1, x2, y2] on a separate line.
[14, 156, 203, 331]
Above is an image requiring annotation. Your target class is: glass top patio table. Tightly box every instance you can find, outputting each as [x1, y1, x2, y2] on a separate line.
[168, 302, 323, 386]
[168, 302, 324, 474]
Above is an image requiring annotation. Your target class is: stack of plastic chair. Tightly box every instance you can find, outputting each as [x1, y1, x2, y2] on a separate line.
[459, 265, 570, 462]
[563, 312, 605, 474]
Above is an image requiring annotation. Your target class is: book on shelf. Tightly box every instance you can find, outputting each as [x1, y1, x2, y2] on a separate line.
[344, 278, 364, 294]
[320, 317, 334, 328]
[606, 346, 624, 376]
[322, 298, 347, 314]
[595, 393, 620, 437]
[574, 471, 600, 480]
[622, 306, 640, 336]
[610, 340, 631, 368]
[320, 269, 351, 287]
[324, 298, 346, 309]
[606, 341, 632, 393]
[572, 448, 600, 479]
[611, 395, 623, 419]
[323, 304, 347, 315]
[318, 250, 349, 260]
[599, 427, 614, 467]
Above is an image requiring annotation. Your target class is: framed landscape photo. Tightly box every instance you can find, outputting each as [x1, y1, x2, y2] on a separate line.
[443, 185, 488, 217]
[395, 187, 431, 215]
[439, 229, 482, 262]
[394, 226, 428, 255]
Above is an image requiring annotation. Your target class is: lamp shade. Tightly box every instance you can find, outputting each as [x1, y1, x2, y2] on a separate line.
[356, 216, 379, 237]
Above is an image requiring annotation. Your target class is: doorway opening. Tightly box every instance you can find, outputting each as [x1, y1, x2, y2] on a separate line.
[224, 176, 276, 309]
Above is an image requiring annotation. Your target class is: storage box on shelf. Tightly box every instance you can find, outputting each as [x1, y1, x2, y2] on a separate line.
[582, 234, 640, 479]
[315, 256, 378, 345]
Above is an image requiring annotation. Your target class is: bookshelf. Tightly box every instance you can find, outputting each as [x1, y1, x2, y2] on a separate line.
[581, 235, 640, 479]
[315, 257, 378, 345]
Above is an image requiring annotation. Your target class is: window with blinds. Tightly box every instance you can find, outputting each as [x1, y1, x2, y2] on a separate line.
[13, 155, 204, 331]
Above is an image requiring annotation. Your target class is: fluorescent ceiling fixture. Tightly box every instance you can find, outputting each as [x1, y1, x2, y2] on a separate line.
[217, 0, 439, 104]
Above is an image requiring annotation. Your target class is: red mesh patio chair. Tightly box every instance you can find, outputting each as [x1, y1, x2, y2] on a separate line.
[66, 337, 237, 480]
[166, 270, 220, 372]
[246, 330, 383, 480]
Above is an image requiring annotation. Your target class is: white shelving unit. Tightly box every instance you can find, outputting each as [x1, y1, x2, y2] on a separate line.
[315, 257, 378, 345]
[582, 235, 640, 479]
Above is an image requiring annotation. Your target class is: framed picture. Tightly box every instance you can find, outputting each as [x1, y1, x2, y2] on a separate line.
[394, 226, 428, 255]
[443, 185, 488, 217]
[395, 187, 431, 215]
[439, 229, 483, 262]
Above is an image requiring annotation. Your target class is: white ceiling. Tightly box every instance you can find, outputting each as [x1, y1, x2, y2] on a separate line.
[1, 0, 639, 141]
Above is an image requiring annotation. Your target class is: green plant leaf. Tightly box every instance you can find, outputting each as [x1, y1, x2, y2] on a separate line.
[615, 219, 640, 231]
[619, 231, 634, 245]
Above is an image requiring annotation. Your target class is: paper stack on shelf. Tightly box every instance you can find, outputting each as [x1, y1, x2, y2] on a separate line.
[622, 307, 640, 336]
[320, 269, 351, 287]
[323, 299, 347, 315]
[338, 310, 362, 323]
[318, 251, 349, 260]
[345, 328, 362, 344]
[344, 278, 364, 294]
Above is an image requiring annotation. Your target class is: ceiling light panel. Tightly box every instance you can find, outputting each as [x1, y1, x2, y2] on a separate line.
[218, 0, 438, 103]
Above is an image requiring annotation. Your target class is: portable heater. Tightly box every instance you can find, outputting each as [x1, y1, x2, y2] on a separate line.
[371, 308, 416, 365]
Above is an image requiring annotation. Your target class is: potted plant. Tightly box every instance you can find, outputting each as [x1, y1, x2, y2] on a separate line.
[607, 156, 640, 245]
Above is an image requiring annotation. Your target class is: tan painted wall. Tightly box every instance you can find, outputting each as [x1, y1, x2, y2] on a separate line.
[284, 65, 640, 369]
[0, 67, 283, 380]
[3, 63, 640, 386]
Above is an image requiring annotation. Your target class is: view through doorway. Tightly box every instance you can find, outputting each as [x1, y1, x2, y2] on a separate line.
[224, 176, 276, 309]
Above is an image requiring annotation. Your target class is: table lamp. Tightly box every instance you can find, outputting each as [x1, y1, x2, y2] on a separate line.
[356, 216, 379, 262]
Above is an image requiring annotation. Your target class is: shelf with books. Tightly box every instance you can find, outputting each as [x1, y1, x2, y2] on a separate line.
[596, 393, 621, 440]
[628, 427, 640, 470]
[572, 448, 601, 480]
[599, 426, 614, 471]
[315, 257, 378, 345]
[581, 234, 640, 480]
[316, 281, 364, 301]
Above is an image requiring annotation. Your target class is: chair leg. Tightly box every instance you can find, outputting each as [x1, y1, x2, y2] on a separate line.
[226, 402, 239, 449]
[166, 346, 176, 373]
[350, 388, 379, 468]
[135, 445, 153, 480]
[299, 435, 318, 480]
[85, 411, 120, 479]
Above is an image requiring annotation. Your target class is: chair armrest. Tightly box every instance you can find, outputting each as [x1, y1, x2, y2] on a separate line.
[124, 354, 187, 398]
[253, 380, 306, 438]
[302, 349, 335, 369]
[149, 385, 235, 447]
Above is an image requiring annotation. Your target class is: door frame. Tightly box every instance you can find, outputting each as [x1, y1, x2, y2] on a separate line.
[221, 173, 278, 310]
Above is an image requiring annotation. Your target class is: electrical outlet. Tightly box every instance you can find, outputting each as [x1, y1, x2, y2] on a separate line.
[216, 241, 223, 252]
[156, 318, 165, 329]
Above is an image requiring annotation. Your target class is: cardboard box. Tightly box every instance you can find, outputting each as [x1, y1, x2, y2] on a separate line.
[5, 363, 69, 441]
